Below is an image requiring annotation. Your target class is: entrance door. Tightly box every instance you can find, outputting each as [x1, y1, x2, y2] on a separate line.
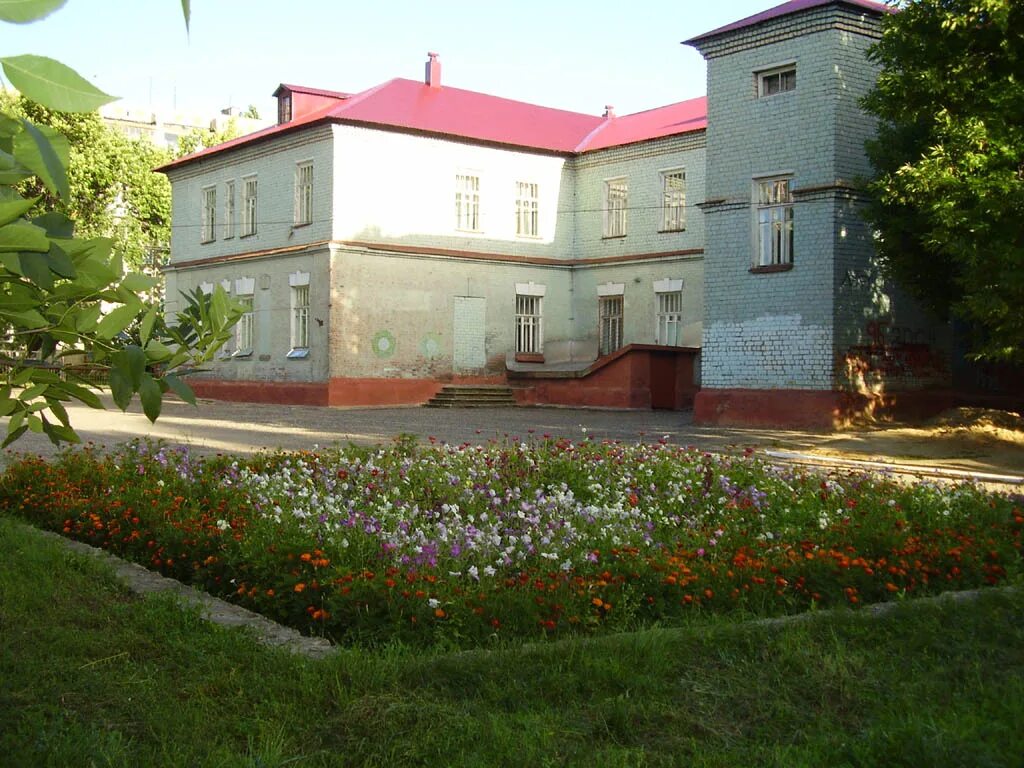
[650, 352, 677, 409]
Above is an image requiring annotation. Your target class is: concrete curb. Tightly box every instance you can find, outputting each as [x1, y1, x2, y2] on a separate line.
[31, 526, 337, 660]
[22, 521, 1021, 661]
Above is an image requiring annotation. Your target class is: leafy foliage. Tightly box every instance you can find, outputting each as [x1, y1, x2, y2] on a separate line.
[176, 117, 243, 156]
[0, 0, 243, 445]
[862, 0, 1024, 362]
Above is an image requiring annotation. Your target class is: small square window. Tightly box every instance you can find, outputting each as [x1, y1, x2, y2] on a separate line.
[758, 65, 796, 97]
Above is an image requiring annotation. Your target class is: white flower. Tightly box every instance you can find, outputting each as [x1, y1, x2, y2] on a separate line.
[216, 519, 230, 531]
[428, 598, 440, 609]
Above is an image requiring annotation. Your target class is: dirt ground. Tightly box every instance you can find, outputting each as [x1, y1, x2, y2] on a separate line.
[767, 407, 1024, 478]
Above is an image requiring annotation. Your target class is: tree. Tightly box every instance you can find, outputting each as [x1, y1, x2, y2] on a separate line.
[0, 92, 173, 275]
[242, 104, 260, 120]
[862, 0, 1024, 362]
[0, 0, 242, 446]
[176, 117, 243, 156]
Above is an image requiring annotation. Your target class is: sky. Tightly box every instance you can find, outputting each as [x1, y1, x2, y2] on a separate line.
[7, 0, 777, 120]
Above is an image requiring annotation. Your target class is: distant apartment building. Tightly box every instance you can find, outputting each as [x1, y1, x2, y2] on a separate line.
[101, 104, 270, 150]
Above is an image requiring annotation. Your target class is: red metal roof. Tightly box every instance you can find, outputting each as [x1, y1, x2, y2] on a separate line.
[158, 77, 707, 172]
[685, 0, 892, 43]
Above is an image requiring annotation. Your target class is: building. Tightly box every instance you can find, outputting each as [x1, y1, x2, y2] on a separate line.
[101, 103, 269, 150]
[158, 0, 954, 428]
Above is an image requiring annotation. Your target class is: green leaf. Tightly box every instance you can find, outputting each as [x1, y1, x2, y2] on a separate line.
[0, 397, 16, 417]
[112, 344, 146, 390]
[19, 251, 54, 289]
[138, 372, 161, 422]
[46, 397, 69, 427]
[95, 303, 139, 340]
[0, 0, 67, 23]
[180, 0, 190, 33]
[41, 415, 78, 444]
[31, 211, 73, 238]
[0, 195, 37, 227]
[14, 119, 69, 198]
[73, 302, 101, 332]
[120, 272, 157, 292]
[108, 365, 132, 411]
[162, 371, 196, 406]
[0, 308, 47, 328]
[46, 241, 75, 278]
[0, 220, 49, 252]
[2, 423, 27, 448]
[54, 380, 102, 409]
[1, 55, 116, 113]
[18, 382, 48, 400]
[26, 413, 42, 433]
[139, 305, 157, 346]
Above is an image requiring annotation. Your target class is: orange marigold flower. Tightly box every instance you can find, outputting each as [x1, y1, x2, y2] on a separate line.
[592, 597, 604, 607]
[294, 583, 306, 593]
[300, 553, 312, 562]
[434, 608, 446, 619]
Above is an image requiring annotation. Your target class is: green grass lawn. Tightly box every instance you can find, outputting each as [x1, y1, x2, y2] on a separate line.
[2, 515, 1023, 767]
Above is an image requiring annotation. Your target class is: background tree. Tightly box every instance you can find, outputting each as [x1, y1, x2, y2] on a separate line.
[0, 0, 242, 446]
[176, 117, 242, 156]
[0, 92, 172, 275]
[862, 0, 1023, 362]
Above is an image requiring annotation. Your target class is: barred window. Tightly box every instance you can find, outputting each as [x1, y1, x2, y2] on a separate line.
[656, 290, 683, 346]
[515, 294, 543, 354]
[599, 295, 623, 356]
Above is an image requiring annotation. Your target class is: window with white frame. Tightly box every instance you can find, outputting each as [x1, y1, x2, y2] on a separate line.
[515, 181, 539, 237]
[604, 178, 628, 237]
[455, 173, 480, 231]
[234, 277, 255, 356]
[288, 271, 311, 357]
[598, 286, 624, 356]
[758, 64, 796, 97]
[294, 161, 313, 226]
[661, 170, 686, 231]
[201, 186, 216, 243]
[755, 177, 794, 267]
[241, 176, 258, 236]
[514, 289, 543, 354]
[655, 288, 684, 346]
[223, 180, 235, 239]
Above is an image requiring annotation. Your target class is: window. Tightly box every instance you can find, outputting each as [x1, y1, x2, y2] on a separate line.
[233, 277, 255, 356]
[223, 180, 235, 239]
[604, 178, 628, 237]
[241, 176, 258, 236]
[515, 181, 539, 237]
[758, 65, 796, 97]
[294, 162, 313, 226]
[455, 174, 480, 231]
[661, 170, 686, 231]
[290, 284, 310, 354]
[755, 177, 794, 267]
[656, 290, 684, 346]
[515, 294, 543, 354]
[599, 296, 623, 356]
[201, 186, 216, 243]
[278, 94, 292, 124]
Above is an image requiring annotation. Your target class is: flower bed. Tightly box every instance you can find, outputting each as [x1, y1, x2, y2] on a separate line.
[2, 437, 1021, 647]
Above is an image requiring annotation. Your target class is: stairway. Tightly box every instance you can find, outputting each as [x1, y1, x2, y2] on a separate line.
[425, 385, 517, 408]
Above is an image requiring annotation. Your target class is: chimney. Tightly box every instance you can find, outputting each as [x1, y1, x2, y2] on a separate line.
[425, 52, 441, 89]
[603, 105, 616, 118]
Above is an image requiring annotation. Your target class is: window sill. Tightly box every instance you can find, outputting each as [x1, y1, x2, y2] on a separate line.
[232, 350, 253, 359]
[291, 222, 312, 230]
[602, 234, 627, 240]
[515, 352, 544, 363]
[455, 228, 483, 235]
[240, 232, 257, 239]
[657, 228, 686, 234]
[749, 263, 793, 274]
[200, 238, 215, 245]
[515, 234, 543, 241]
[286, 348, 310, 359]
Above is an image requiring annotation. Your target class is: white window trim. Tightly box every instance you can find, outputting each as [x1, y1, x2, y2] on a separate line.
[753, 175, 795, 268]
[455, 172, 482, 233]
[199, 281, 214, 295]
[293, 160, 313, 227]
[289, 282, 311, 357]
[223, 180, 235, 239]
[514, 281, 546, 297]
[756, 62, 797, 98]
[653, 278, 684, 294]
[598, 294, 624, 356]
[515, 180, 540, 238]
[515, 292, 544, 354]
[660, 168, 686, 232]
[233, 278, 255, 358]
[597, 282, 625, 297]
[603, 177, 628, 238]
[200, 185, 217, 243]
[241, 175, 258, 237]
[288, 270, 311, 288]
[654, 288, 684, 346]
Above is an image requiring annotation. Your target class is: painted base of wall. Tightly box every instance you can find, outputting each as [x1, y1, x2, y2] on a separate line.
[694, 388, 960, 430]
[512, 346, 699, 410]
[189, 379, 330, 406]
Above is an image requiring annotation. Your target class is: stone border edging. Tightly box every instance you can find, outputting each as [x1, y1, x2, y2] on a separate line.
[23, 522, 1020, 658]
[31, 526, 337, 660]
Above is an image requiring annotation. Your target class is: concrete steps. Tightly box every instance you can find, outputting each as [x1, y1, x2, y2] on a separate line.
[425, 385, 517, 408]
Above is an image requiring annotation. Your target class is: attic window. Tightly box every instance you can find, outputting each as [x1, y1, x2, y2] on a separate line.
[278, 93, 292, 124]
[757, 64, 796, 97]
